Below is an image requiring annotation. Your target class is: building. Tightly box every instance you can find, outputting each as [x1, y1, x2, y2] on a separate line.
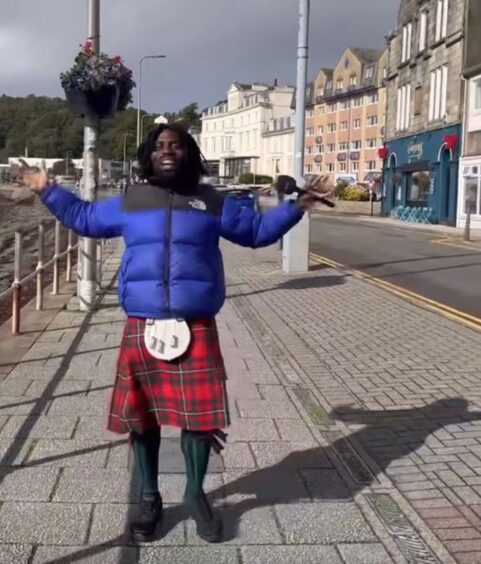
[383, 0, 464, 225]
[262, 115, 295, 178]
[200, 82, 295, 181]
[306, 48, 387, 186]
[457, 0, 481, 228]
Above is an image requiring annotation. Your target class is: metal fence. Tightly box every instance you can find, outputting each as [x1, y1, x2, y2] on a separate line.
[0, 220, 79, 335]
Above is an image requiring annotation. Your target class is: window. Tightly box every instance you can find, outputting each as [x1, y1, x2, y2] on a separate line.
[307, 127, 315, 136]
[340, 121, 348, 131]
[472, 78, 481, 112]
[307, 109, 314, 118]
[316, 164, 322, 173]
[339, 142, 348, 151]
[336, 79, 343, 90]
[435, 0, 449, 42]
[364, 65, 375, 80]
[341, 100, 350, 110]
[306, 146, 314, 155]
[328, 103, 337, 113]
[327, 123, 337, 132]
[338, 162, 347, 172]
[204, 138, 209, 152]
[212, 138, 216, 152]
[419, 10, 428, 52]
[327, 143, 336, 152]
[317, 125, 324, 134]
[317, 106, 325, 115]
[408, 170, 431, 204]
[429, 65, 448, 121]
[353, 118, 361, 129]
[352, 140, 362, 149]
[351, 162, 359, 172]
[306, 164, 313, 173]
[317, 86, 324, 97]
[365, 161, 377, 171]
[401, 23, 413, 63]
[349, 75, 357, 87]
[396, 84, 411, 130]
[463, 166, 480, 215]
[368, 93, 379, 104]
[353, 97, 362, 107]
[367, 115, 378, 126]
[327, 163, 335, 172]
[317, 144, 325, 154]
[367, 138, 377, 148]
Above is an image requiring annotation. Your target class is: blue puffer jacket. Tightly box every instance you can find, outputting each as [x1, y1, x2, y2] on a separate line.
[41, 183, 303, 319]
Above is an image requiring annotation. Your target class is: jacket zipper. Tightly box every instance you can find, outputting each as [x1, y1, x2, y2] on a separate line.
[165, 190, 173, 316]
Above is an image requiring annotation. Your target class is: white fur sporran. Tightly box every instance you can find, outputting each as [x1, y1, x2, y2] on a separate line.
[144, 319, 191, 361]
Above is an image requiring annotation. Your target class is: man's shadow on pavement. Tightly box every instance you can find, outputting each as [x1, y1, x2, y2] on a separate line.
[157, 398, 481, 542]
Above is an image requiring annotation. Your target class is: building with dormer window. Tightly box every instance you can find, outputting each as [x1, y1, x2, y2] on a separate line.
[383, 0, 464, 225]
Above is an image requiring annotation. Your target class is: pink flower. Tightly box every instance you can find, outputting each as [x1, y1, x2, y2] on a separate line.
[113, 55, 122, 63]
[82, 40, 93, 54]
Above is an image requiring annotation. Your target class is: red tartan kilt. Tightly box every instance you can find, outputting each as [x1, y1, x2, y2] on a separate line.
[107, 317, 230, 434]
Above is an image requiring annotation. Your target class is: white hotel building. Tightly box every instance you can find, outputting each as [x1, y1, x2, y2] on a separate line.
[200, 82, 295, 181]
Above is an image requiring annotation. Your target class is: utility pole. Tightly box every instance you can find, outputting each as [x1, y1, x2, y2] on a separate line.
[282, 0, 310, 273]
[78, 0, 100, 310]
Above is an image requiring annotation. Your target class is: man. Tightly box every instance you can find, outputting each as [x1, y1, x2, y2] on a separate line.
[17, 124, 332, 543]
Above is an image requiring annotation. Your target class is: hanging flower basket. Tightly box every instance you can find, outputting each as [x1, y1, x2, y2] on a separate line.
[65, 85, 119, 118]
[60, 41, 135, 119]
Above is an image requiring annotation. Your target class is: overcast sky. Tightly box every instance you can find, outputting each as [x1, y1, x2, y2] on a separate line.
[1, 0, 399, 114]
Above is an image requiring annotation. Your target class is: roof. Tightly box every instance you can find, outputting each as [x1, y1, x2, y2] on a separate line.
[348, 47, 384, 65]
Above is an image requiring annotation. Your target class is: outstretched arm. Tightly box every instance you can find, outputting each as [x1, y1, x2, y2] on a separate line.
[220, 198, 303, 248]
[220, 175, 333, 248]
[41, 186, 123, 239]
[10, 162, 123, 239]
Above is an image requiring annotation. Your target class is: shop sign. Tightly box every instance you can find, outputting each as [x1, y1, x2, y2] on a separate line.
[407, 141, 423, 160]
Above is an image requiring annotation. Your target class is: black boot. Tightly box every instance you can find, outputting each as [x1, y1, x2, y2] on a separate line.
[181, 429, 223, 543]
[130, 495, 163, 542]
[130, 428, 163, 542]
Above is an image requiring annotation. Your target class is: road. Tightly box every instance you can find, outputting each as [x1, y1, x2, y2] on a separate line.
[309, 215, 481, 318]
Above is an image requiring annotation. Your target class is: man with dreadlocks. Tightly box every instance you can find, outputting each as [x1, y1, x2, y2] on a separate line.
[16, 124, 333, 543]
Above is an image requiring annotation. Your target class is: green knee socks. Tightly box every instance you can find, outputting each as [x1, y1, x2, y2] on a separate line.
[181, 430, 212, 501]
[131, 428, 161, 500]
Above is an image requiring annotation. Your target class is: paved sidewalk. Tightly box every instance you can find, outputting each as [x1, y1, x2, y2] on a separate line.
[0, 240, 481, 562]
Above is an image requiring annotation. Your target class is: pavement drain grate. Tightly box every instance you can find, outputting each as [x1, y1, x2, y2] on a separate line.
[293, 388, 332, 426]
[365, 493, 441, 564]
[323, 431, 374, 485]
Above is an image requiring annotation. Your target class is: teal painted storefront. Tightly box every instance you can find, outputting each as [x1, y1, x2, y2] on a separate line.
[381, 125, 460, 225]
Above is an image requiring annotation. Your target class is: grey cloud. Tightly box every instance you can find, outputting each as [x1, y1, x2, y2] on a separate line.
[0, 0, 398, 112]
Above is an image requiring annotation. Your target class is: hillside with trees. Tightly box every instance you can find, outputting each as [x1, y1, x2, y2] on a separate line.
[0, 95, 202, 164]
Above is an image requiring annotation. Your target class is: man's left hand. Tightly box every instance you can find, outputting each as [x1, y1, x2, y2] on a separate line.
[297, 175, 334, 211]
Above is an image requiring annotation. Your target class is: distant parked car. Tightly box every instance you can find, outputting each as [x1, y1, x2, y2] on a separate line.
[56, 175, 77, 190]
[224, 188, 256, 209]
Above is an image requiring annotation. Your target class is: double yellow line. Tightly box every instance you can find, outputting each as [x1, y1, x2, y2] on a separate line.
[311, 253, 481, 332]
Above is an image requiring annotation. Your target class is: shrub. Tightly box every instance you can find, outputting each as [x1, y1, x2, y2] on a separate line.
[335, 180, 349, 200]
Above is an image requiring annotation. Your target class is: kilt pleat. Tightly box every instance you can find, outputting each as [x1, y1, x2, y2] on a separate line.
[107, 317, 230, 434]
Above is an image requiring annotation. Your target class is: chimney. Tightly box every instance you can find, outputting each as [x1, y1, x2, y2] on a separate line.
[274, 78, 278, 87]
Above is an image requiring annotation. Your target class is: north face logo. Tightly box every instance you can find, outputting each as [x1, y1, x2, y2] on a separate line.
[189, 199, 207, 211]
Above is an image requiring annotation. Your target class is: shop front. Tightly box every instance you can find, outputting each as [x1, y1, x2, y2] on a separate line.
[457, 157, 481, 229]
[381, 125, 460, 225]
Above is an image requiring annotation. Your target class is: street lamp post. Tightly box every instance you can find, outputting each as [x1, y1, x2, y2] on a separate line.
[78, 0, 100, 310]
[136, 55, 166, 148]
[140, 113, 154, 141]
[282, 0, 310, 273]
[123, 133, 134, 176]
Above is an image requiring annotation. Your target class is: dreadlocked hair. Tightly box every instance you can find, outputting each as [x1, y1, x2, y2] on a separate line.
[137, 123, 208, 185]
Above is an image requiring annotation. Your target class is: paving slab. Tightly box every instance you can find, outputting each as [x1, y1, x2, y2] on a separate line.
[33, 545, 138, 564]
[0, 502, 91, 544]
[241, 545, 342, 564]
[139, 546, 239, 564]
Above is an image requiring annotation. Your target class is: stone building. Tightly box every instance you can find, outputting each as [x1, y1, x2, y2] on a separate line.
[383, 0, 464, 225]
[457, 0, 481, 229]
[305, 48, 387, 187]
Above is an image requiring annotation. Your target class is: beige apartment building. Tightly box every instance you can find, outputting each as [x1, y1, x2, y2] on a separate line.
[305, 47, 388, 186]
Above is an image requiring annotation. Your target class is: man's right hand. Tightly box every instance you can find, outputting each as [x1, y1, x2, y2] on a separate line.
[9, 159, 49, 193]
